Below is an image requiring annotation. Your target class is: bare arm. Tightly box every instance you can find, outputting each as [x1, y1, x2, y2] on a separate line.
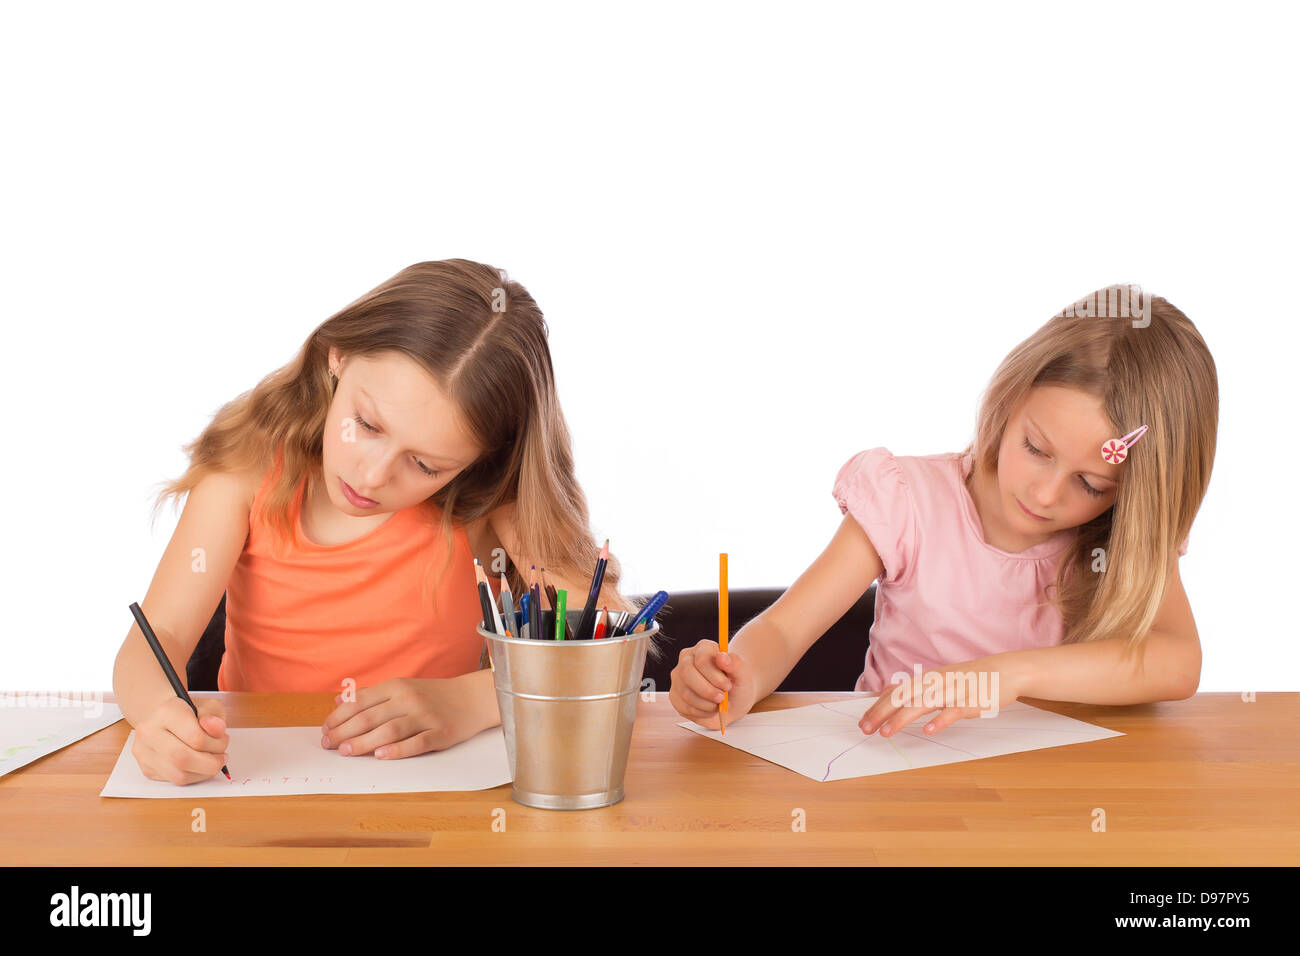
[112, 467, 255, 727]
[734, 514, 884, 701]
[1003, 559, 1201, 704]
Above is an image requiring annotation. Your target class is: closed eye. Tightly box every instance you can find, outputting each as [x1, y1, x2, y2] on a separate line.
[351, 413, 440, 478]
[1022, 437, 1104, 498]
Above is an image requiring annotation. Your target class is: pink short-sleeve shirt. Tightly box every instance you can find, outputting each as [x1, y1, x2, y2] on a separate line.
[831, 447, 1189, 693]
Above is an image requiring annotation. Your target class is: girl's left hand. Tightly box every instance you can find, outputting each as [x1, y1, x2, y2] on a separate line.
[321, 676, 488, 758]
[858, 654, 1027, 738]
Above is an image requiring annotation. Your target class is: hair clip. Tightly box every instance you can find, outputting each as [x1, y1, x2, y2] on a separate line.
[1101, 424, 1148, 464]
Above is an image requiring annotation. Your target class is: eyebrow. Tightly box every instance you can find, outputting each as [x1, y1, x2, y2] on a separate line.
[357, 387, 463, 468]
[1025, 415, 1118, 485]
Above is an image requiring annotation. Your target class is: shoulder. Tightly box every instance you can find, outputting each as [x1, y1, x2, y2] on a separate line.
[831, 447, 922, 586]
[832, 447, 911, 501]
[464, 503, 518, 564]
[190, 461, 264, 514]
[232, 457, 277, 514]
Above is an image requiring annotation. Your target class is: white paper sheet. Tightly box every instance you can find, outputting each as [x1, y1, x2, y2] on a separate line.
[0, 694, 124, 778]
[101, 725, 512, 797]
[679, 696, 1123, 781]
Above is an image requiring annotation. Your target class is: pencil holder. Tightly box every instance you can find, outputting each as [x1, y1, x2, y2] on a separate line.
[479, 620, 658, 810]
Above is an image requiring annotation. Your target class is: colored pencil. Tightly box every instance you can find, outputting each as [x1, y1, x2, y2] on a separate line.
[473, 559, 498, 633]
[719, 552, 728, 737]
[542, 570, 573, 639]
[529, 566, 542, 639]
[556, 588, 568, 641]
[499, 572, 517, 638]
[573, 539, 610, 640]
[593, 607, 608, 640]
[128, 601, 230, 779]
[621, 590, 669, 636]
[609, 609, 630, 638]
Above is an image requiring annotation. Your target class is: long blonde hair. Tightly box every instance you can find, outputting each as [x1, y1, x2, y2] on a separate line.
[150, 259, 628, 614]
[964, 285, 1217, 654]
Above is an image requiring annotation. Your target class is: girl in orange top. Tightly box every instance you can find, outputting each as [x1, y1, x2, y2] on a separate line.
[112, 259, 634, 785]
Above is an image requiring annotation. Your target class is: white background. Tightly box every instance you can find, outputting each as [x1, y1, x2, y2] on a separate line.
[2, 2, 1293, 691]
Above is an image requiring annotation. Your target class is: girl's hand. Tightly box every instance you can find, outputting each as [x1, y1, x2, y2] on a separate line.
[858, 654, 1026, 738]
[669, 639, 757, 730]
[321, 677, 488, 758]
[131, 696, 230, 786]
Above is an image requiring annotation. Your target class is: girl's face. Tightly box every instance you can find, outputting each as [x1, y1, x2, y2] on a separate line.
[991, 385, 1124, 544]
[320, 349, 483, 515]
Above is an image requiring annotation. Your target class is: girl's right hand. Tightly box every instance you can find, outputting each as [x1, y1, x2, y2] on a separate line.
[669, 639, 756, 730]
[130, 697, 230, 786]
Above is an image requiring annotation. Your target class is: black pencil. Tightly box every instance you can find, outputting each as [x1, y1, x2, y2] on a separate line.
[573, 539, 610, 640]
[128, 601, 230, 779]
[473, 558, 497, 633]
[529, 565, 542, 641]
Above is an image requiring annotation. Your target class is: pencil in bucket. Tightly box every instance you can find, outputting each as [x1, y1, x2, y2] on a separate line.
[474, 554, 665, 809]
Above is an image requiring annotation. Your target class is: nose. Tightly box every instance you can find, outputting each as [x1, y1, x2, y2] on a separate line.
[1028, 471, 1067, 511]
[358, 446, 402, 492]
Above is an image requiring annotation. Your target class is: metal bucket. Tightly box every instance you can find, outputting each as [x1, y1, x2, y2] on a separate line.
[479, 620, 658, 810]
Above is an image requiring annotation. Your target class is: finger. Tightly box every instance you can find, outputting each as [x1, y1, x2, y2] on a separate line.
[692, 649, 733, 690]
[682, 690, 723, 715]
[678, 689, 722, 717]
[923, 707, 976, 735]
[679, 665, 728, 703]
[370, 729, 440, 759]
[921, 709, 954, 734]
[879, 702, 946, 737]
[323, 683, 391, 731]
[198, 714, 230, 747]
[668, 684, 716, 720]
[683, 640, 718, 662]
[338, 717, 412, 757]
[195, 697, 228, 724]
[322, 701, 394, 750]
[166, 710, 226, 754]
[674, 670, 726, 711]
[687, 711, 720, 731]
[862, 679, 930, 730]
[134, 735, 210, 787]
[158, 732, 229, 778]
[859, 685, 902, 731]
[877, 706, 928, 736]
[372, 724, 463, 758]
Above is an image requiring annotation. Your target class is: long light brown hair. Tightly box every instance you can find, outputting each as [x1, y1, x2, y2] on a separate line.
[964, 285, 1217, 654]
[150, 259, 630, 616]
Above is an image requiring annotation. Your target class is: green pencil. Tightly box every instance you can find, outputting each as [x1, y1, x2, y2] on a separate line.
[556, 589, 567, 641]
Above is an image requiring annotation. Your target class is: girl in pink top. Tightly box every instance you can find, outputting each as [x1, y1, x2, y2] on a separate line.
[671, 285, 1216, 740]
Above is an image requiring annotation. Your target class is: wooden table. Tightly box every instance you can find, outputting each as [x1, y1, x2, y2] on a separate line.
[2, 691, 1296, 865]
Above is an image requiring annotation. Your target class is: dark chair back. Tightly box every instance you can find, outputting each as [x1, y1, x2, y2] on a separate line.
[186, 585, 877, 693]
[186, 593, 228, 691]
[639, 586, 874, 693]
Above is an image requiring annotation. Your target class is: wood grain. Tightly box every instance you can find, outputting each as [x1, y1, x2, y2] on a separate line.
[1, 691, 1295, 865]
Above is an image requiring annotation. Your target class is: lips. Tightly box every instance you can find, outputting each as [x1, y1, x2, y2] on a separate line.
[340, 478, 379, 509]
[1015, 496, 1050, 521]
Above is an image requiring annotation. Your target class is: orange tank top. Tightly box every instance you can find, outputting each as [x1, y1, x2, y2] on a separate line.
[218, 450, 485, 692]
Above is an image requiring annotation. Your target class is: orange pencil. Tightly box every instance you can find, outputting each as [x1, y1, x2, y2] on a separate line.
[719, 552, 728, 736]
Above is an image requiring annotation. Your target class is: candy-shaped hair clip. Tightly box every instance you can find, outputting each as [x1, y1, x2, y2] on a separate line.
[1101, 424, 1148, 464]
